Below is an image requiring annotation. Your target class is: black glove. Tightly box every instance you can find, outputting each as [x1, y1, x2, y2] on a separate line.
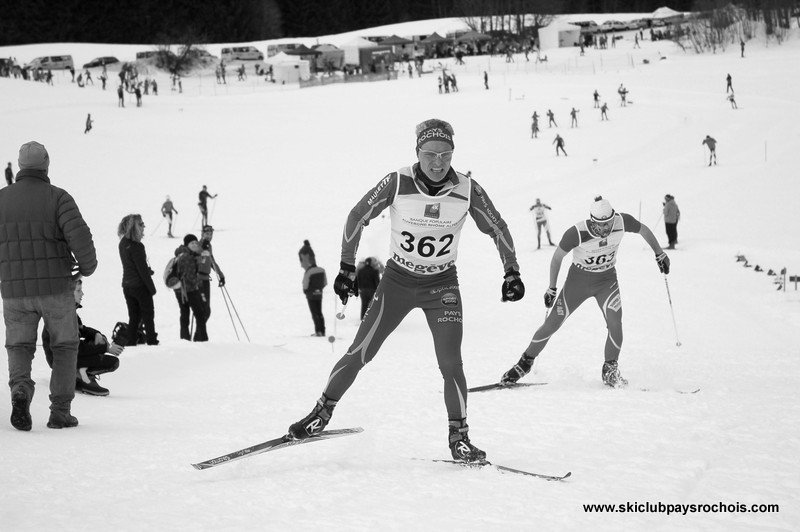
[218, 276, 226, 288]
[501, 270, 525, 302]
[333, 262, 358, 304]
[544, 287, 557, 308]
[656, 252, 670, 275]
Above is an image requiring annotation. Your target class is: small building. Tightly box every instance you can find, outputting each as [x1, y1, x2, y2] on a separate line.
[538, 22, 582, 50]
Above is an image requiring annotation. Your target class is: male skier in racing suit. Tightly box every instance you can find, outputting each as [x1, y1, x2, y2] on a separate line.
[500, 196, 670, 388]
[286, 119, 526, 462]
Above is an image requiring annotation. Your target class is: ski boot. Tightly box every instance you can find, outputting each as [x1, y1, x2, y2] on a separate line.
[287, 395, 337, 440]
[448, 420, 486, 463]
[10, 388, 32, 431]
[602, 360, 628, 388]
[500, 354, 535, 385]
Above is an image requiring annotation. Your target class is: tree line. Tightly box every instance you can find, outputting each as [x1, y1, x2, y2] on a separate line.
[1, 0, 793, 46]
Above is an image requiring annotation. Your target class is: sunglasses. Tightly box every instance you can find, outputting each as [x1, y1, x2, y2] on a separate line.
[418, 149, 454, 162]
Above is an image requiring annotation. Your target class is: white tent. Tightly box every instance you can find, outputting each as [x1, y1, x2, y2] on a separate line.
[538, 22, 582, 50]
[339, 37, 378, 66]
[650, 6, 683, 19]
[264, 52, 310, 84]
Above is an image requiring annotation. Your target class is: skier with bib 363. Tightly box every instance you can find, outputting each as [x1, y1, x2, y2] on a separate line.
[286, 118, 525, 462]
[499, 196, 669, 388]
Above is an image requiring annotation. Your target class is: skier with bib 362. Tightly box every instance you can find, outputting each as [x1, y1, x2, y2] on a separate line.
[499, 196, 669, 388]
[286, 118, 526, 463]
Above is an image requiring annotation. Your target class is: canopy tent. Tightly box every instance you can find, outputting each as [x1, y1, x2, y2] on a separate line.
[423, 32, 449, 44]
[651, 6, 683, 19]
[380, 34, 414, 45]
[455, 31, 491, 43]
[538, 22, 582, 50]
[311, 44, 345, 71]
[263, 51, 311, 83]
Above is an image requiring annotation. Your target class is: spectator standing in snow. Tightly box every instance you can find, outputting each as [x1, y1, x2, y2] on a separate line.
[499, 196, 670, 389]
[702, 135, 717, 166]
[173, 234, 208, 341]
[299, 241, 327, 337]
[2, 141, 97, 430]
[355, 257, 381, 319]
[662, 194, 680, 249]
[726, 73, 733, 93]
[740, 40, 745, 58]
[5, 162, 13, 186]
[593, 89, 600, 108]
[553, 134, 567, 156]
[197, 225, 225, 324]
[484, 71, 489, 90]
[84, 113, 93, 134]
[529, 198, 555, 249]
[117, 85, 125, 107]
[117, 214, 158, 346]
[285, 118, 525, 463]
[198, 185, 217, 227]
[43, 279, 123, 396]
[600, 102, 609, 121]
[161, 195, 178, 237]
[531, 111, 540, 138]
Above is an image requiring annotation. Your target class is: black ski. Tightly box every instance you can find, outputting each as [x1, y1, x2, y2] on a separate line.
[429, 459, 571, 481]
[468, 382, 548, 393]
[191, 427, 364, 470]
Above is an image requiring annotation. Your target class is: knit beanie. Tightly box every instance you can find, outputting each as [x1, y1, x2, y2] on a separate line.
[18, 141, 50, 172]
[183, 234, 198, 246]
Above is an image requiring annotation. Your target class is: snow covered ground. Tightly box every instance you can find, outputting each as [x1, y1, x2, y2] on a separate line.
[1, 20, 799, 532]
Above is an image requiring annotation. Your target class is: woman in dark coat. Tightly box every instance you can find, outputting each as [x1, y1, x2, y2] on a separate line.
[117, 214, 158, 345]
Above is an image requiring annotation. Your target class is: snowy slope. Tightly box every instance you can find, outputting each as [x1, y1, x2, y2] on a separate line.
[1, 22, 799, 532]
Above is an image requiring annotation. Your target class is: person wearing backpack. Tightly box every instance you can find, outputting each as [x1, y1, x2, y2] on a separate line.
[172, 234, 208, 341]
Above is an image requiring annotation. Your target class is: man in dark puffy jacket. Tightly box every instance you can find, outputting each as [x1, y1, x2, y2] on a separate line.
[0, 141, 97, 431]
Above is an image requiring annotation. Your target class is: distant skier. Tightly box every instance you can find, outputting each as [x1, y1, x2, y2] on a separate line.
[553, 134, 567, 156]
[570, 107, 579, 128]
[529, 198, 555, 249]
[593, 89, 600, 108]
[618, 84, 628, 106]
[117, 85, 125, 107]
[547, 109, 557, 127]
[726, 73, 733, 93]
[531, 111, 540, 138]
[484, 71, 489, 90]
[662, 194, 680, 249]
[161, 196, 179, 237]
[702, 135, 717, 166]
[600, 102, 609, 120]
[84, 113, 93, 134]
[198, 185, 217, 227]
[727, 93, 738, 109]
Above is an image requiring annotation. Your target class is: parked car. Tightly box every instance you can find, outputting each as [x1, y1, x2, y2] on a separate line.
[83, 56, 119, 69]
[220, 46, 264, 62]
[25, 55, 74, 70]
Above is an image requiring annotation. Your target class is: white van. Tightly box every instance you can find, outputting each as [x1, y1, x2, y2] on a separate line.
[220, 46, 264, 61]
[25, 55, 74, 70]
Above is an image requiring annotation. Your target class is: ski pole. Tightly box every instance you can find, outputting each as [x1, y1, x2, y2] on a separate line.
[150, 217, 164, 236]
[663, 275, 681, 347]
[336, 297, 349, 320]
[222, 286, 250, 342]
[219, 285, 240, 341]
[209, 196, 218, 224]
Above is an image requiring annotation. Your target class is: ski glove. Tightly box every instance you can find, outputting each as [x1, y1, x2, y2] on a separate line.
[544, 287, 557, 308]
[333, 262, 358, 304]
[655, 252, 670, 275]
[501, 270, 525, 302]
[218, 276, 226, 288]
